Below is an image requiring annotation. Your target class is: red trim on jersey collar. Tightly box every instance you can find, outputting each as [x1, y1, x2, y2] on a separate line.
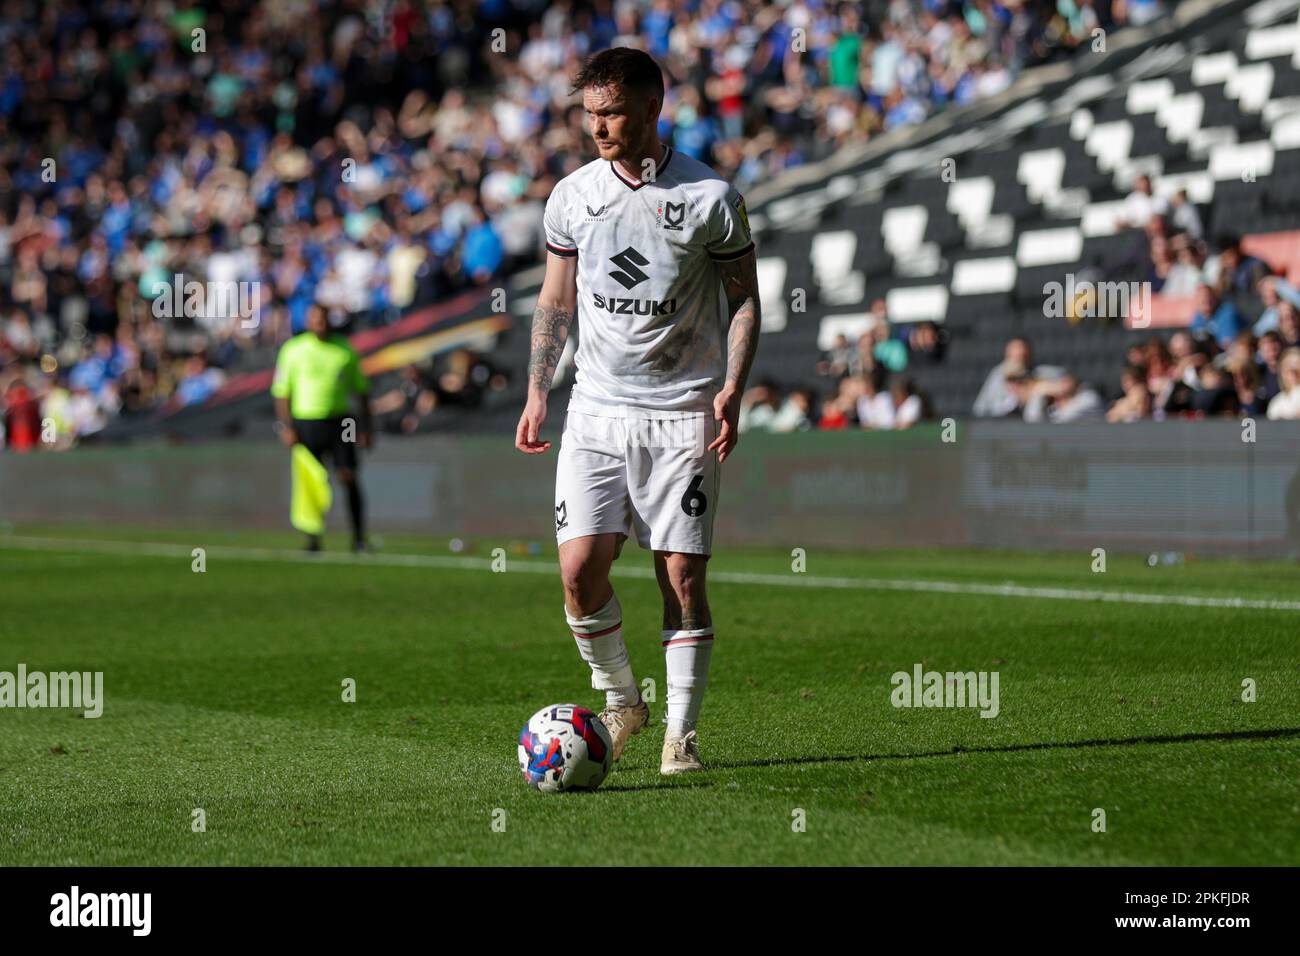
[609, 146, 673, 190]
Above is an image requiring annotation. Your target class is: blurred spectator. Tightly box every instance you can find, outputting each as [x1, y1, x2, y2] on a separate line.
[739, 381, 782, 433]
[1163, 235, 1208, 297]
[1207, 235, 1271, 298]
[869, 318, 908, 372]
[1117, 174, 1166, 230]
[1227, 355, 1264, 418]
[972, 337, 1064, 417]
[1, 378, 41, 451]
[769, 387, 815, 432]
[1167, 189, 1203, 240]
[1217, 330, 1258, 375]
[1107, 365, 1152, 422]
[973, 337, 1028, 418]
[173, 354, 226, 408]
[1257, 331, 1284, 404]
[1140, 336, 1175, 396]
[1190, 284, 1246, 350]
[1122, 0, 1170, 28]
[906, 320, 948, 364]
[433, 349, 507, 408]
[856, 368, 893, 429]
[1193, 365, 1239, 418]
[816, 332, 857, 379]
[1020, 373, 1104, 423]
[373, 364, 438, 434]
[1167, 330, 1208, 387]
[1065, 259, 1108, 324]
[818, 376, 863, 430]
[1152, 330, 1207, 416]
[1147, 235, 1174, 292]
[1280, 301, 1300, 349]
[1266, 349, 1300, 420]
[1252, 276, 1300, 335]
[885, 374, 929, 429]
[850, 329, 877, 379]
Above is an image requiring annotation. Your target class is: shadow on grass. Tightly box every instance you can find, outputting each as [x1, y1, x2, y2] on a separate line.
[600, 779, 716, 793]
[706, 727, 1300, 771]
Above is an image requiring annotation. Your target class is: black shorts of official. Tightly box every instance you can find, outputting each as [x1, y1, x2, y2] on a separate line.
[293, 417, 358, 471]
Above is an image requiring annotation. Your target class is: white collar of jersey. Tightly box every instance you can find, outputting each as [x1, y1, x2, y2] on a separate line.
[609, 145, 673, 191]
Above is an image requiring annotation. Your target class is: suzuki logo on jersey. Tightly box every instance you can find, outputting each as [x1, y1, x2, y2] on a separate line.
[656, 201, 686, 231]
[592, 292, 677, 316]
[608, 247, 650, 289]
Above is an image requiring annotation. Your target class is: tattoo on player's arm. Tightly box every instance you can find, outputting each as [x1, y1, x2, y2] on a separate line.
[527, 303, 573, 394]
[718, 253, 761, 391]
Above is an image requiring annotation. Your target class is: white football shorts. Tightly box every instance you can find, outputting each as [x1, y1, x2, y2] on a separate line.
[553, 406, 720, 556]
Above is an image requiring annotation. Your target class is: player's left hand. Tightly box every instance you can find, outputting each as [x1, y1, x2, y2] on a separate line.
[708, 386, 741, 464]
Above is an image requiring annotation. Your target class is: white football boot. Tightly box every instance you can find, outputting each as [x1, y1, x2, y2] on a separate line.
[598, 699, 650, 762]
[660, 730, 705, 775]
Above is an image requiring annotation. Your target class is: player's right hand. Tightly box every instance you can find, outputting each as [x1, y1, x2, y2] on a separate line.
[278, 426, 298, 449]
[515, 397, 551, 454]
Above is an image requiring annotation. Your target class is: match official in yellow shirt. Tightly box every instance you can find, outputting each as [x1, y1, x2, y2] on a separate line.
[271, 306, 373, 552]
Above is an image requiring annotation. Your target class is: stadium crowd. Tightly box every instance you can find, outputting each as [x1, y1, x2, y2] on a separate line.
[964, 168, 1300, 424]
[791, 234, 1300, 432]
[0, 0, 1164, 449]
[742, 295, 946, 432]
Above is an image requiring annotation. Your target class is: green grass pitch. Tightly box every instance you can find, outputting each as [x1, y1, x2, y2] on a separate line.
[0, 524, 1296, 866]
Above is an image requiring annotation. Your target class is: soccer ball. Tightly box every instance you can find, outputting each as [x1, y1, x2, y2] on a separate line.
[518, 703, 613, 792]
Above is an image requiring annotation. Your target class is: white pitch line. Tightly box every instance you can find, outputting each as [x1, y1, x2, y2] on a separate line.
[2, 534, 1299, 612]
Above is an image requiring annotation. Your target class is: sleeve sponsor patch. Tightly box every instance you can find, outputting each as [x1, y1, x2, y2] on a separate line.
[730, 191, 750, 236]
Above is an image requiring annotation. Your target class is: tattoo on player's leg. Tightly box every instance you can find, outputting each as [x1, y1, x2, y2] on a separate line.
[679, 604, 711, 631]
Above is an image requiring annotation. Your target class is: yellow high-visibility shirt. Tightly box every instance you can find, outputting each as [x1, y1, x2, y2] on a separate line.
[270, 332, 368, 420]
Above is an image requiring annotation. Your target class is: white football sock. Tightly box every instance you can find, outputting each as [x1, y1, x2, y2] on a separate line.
[663, 627, 713, 735]
[567, 594, 639, 708]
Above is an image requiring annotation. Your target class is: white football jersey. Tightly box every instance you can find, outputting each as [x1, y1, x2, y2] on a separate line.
[543, 146, 754, 415]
